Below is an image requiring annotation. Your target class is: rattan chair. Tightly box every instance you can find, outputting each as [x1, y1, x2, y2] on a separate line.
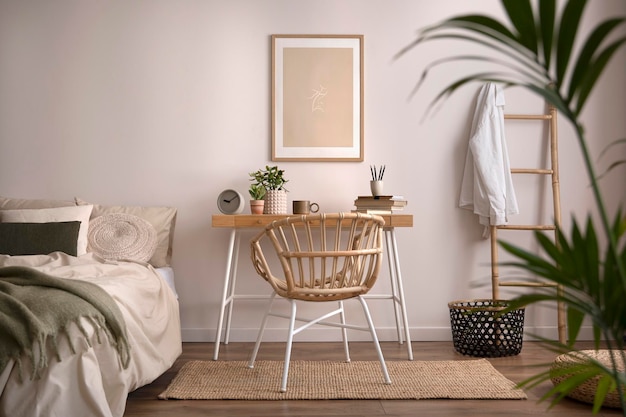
[247, 212, 392, 392]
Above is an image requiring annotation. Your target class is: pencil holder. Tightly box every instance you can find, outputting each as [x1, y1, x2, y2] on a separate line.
[370, 180, 384, 197]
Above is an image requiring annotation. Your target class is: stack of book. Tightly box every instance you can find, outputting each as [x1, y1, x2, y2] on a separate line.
[353, 195, 408, 214]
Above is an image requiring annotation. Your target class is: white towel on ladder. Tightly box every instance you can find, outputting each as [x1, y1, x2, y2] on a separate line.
[459, 83, 519, 238]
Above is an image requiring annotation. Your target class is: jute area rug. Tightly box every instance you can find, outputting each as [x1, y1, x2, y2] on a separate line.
[158, 359, 527, 401]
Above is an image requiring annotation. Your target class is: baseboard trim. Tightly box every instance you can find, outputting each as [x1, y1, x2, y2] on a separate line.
[181, 325, 595, 343]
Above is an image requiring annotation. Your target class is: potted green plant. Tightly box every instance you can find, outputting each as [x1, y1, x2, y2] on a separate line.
[249, 166, 289, 214]
[398, 0, 625, 413]
[248, 183, 266, 214]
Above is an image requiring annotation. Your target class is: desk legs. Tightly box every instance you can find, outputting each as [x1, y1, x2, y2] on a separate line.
[213, 229, 240, 360]
[384, 229, 413, 360]
[213, 227, 413, 361]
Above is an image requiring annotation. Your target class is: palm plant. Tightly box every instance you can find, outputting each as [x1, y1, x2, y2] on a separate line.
[397, 0, 625, 413]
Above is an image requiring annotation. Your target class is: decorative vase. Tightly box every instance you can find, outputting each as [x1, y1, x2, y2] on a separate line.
[250, 200, 264, 215]
[264, 189, 287, 214]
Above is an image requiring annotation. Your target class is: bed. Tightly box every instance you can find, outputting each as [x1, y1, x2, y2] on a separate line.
[0, 196, 182, 417]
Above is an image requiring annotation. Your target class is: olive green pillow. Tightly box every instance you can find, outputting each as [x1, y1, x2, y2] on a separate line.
[0, 221, 81, 256]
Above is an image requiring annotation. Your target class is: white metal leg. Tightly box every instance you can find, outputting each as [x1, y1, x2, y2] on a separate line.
[248, 292, 277, 367]
[280, 300, 298, 393]
[213, 229, 239, 360]
[338, 300, 350, 362]
[359, 295, 391, 385]
[223, 231, 241, 344]
[384, 230, 404, 344]
[386, 228, 413, 360]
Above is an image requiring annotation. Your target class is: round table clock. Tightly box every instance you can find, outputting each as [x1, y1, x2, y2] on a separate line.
[217, 189, 244, 214]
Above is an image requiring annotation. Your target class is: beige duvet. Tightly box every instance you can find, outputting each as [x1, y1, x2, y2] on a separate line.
[0, 252, 182, 417]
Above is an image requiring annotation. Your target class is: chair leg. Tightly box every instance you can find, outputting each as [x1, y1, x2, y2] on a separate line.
[358, 295, 392, 385]
[248, 292, 277, 368]
[280, 299, 297, 393]
[338, 300, 351, 362]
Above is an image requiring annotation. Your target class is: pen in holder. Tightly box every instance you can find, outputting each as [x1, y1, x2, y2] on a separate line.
[370, 165, 385, 196]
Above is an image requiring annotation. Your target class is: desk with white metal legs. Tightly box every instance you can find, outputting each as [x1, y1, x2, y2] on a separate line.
[211, 214, 414, 361]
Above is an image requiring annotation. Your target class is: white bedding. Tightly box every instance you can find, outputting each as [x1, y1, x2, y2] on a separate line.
[0, 252, 182, 417]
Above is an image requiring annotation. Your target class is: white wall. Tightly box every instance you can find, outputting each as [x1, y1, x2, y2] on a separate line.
[1, 0, 624, 343]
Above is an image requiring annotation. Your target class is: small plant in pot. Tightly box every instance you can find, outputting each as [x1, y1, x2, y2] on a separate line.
[248, 183, 266, 215]
[249, 165, 289, 214]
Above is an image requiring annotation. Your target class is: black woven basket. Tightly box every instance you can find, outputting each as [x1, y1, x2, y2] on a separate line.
[448, 299, 525, 358]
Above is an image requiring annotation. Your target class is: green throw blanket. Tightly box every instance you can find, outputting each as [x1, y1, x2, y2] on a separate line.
[0, 266, 131, 380]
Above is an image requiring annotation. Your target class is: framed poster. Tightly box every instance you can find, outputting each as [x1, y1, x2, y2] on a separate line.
[272, 35, 364, 162]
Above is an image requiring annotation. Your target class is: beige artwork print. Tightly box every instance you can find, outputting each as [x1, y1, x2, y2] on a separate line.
[282, 47, 353, 148]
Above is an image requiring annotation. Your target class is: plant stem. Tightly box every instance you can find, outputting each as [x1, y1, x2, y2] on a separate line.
[574, 124, 626, 292]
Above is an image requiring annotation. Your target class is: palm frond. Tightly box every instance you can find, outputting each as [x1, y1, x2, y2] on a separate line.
[556, 0, 587, 85]
[503, 0, 538, 53]
[574, 36, 626, 114]
[567, 18, 626, 105]
[538, 0, 556, 67]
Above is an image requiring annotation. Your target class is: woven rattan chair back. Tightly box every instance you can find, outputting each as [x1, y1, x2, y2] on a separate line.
[250, 212, 385, 302]
[248, 212, 391, 392]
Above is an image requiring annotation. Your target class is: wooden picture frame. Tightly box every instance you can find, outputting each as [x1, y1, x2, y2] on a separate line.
[271, 35, 364, 162]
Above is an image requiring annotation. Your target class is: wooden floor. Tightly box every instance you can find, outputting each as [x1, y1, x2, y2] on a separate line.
[125, 341, 623, 417]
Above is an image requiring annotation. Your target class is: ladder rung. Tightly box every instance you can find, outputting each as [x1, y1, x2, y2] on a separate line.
[511, 168, 553, 175]
[499, 281, 559, 288]
[496, 224, 556, 231]
[504, 114, 552, 120]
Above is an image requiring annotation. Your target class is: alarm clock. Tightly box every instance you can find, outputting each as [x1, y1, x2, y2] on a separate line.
[217, 189, 244, 214]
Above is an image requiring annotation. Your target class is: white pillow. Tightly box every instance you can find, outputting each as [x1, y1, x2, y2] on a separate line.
[0, 205, 93, 255]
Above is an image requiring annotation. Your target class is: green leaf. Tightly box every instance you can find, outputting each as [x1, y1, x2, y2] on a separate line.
[575, 36, 626, 114]
[542, 364, 603, 406]
[567, 18, 626, 103]
[433, 14, 517, 42]
[596, 160, 626, 181]
[599, 137, 626, 160]
[556, 0, 588, 85]
[566, 306, 584, 344]
[502, 0, 538, 53]
[538, 0, 556, 67]
[593, 375, 616, 414]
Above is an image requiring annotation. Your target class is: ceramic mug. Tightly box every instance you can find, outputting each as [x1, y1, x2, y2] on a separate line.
[292, 200, 319, 214]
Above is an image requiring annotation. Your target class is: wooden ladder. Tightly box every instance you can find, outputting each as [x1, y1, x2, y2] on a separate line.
[490, 104, 566, 344]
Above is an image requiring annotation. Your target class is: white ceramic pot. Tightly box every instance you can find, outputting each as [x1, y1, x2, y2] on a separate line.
[264, 189, 287, 214]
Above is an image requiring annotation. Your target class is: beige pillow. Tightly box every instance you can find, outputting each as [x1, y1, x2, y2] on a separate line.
[0, 205, 93, 255]
[76, 198, 177, 267]
[0, 196, 76, 210]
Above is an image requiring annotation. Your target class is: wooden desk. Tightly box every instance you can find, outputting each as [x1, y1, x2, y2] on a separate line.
[211, 213, 414, 360]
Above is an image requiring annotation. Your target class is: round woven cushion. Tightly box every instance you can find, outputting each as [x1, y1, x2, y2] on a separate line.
[87, 213, 158, 262]
[551, 349, 625, 409]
